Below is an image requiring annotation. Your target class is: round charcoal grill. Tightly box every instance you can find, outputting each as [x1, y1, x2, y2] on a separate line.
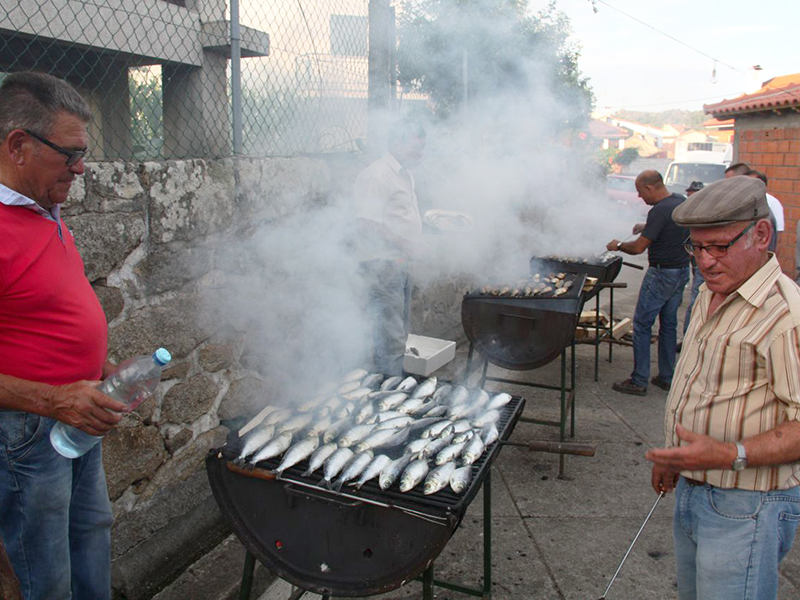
[461, 273, 587, 371]
[206, 398, 525, 598]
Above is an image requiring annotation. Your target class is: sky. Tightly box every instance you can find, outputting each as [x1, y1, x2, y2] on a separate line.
[534, 0, 800, 114]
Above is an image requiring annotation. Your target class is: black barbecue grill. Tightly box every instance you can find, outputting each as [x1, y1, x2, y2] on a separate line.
[461, 272, 587, 372]
[206, 397, 526, 598]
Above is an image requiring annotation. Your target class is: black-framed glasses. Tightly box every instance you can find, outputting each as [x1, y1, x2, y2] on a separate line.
[23, 129, 86, 167]
[683, 222, 755, 258]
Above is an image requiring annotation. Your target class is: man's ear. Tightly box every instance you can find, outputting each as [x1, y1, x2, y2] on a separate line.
[754, 218, 772, 250]
[6, 130, 29, 166]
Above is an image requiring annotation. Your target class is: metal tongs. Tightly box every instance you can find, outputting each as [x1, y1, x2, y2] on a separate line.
[599, 492, 664, 599]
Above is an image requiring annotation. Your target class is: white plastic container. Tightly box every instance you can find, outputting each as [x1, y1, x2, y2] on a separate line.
[403, 334, 456, 377]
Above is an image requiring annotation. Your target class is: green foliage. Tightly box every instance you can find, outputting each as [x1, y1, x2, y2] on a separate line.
[129, 67, 164, 160]
[613, 147, 639, 166]
[396, 0, 593, 124]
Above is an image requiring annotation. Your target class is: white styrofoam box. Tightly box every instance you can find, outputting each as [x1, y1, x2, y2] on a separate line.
[403, 334, 456, 377]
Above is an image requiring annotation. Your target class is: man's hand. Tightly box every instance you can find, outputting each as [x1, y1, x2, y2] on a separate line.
[651, 463, 680, 494]
[645, 424, 736, 473]
[606, 239, 621, 252]
[47, 381, 129, 436]
[633, 223, 645, 235]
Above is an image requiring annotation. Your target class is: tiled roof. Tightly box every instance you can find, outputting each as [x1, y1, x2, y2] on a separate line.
[705, 73, 800, 117]
[589, 119, 629, 139]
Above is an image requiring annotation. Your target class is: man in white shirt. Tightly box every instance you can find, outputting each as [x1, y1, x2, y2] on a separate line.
[725, 165, 784, 253]
[354, 119, 426, 375]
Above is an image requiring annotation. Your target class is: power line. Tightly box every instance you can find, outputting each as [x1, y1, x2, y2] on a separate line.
[600, 92, 747, 110]
[589, 0, 747, 76]
[587, 0, 800, 108]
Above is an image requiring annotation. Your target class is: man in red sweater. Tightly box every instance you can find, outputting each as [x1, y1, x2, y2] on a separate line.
[0, 72, 128, 599]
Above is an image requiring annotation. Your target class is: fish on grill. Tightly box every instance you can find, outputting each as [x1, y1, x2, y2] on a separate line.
[353, 454, 392, 489]
[322, 447, 355, 487]
[450, 465, 471, 493]
[276, 436, 319, 475]
[303, 442, 338, 476]
[424, 461, 457, 495]
[410, 376, 437, 399]
[399, 459, 430, 492]
[462, 435, 485, 465]
[251, 431, 293, 464]
[231, 374, 514, 496]
[379, 375, 404, 390]
[333, 450, 374, 492]
[379, 454, 414, 490]
[338, 423, 376, 448]
[237, 424, 276, 462]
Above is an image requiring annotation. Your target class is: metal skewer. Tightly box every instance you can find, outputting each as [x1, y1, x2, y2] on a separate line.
[599, 491, 664, 599]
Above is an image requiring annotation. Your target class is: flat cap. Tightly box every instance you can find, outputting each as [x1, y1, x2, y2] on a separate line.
[685, 181, 704, 193]
[672, 175, 769, 228]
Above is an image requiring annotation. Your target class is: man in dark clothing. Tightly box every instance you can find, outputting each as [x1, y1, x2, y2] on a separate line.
[607, 170, 691, 395]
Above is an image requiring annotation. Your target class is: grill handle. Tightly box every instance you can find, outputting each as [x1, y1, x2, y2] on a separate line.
[284, 483, 365, 508]
[502, 440, 596, 456]
[622, 261, 644, 270]
[500, 312, 536, 322]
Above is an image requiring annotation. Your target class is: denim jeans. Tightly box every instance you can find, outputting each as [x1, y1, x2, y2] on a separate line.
[673, 477, 800, 600]
[0, 411, 112, 600]
[631, 265, 690, 387]
[682, 266, 705, 335]
[360, 259, 411, 376]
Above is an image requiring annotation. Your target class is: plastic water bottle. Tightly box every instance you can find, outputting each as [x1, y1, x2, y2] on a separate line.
[50, 348, 172, 459]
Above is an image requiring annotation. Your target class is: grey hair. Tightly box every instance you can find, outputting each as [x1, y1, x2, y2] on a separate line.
[0, 72, 90, 140]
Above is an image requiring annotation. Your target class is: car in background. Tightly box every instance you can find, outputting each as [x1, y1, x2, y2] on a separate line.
[663, 161, 726, 195]
[606, 174, 641, 207]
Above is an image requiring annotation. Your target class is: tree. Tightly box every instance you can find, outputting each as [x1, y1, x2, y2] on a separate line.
[396, 0, 593, 125]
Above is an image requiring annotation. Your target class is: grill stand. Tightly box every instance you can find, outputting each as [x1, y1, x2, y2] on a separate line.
[577, 282, 628, 382]
[235, 471, 496, 600]
[465, 343, 575, 477]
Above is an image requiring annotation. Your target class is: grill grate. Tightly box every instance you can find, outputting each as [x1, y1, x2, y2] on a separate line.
[217, 396, 525, 520]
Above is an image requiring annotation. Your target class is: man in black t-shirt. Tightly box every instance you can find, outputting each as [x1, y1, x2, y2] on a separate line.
[606, 170, 691, 395]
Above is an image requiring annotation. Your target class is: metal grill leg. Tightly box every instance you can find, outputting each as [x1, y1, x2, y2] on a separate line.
[594, 291, 600, 381]
[483, 469, 493, 599]
[422, 564, 434, 600]
[558, 350, 566, 477]
[239, 550, 256, 600]
[609, 286, 615, 363]
[570, 341, 576, 438]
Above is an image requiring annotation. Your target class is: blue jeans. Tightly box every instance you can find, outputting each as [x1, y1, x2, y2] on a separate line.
[683, 266, 705, 335]
[674, 477, 800, 600]
[631, 265, 690, 387]
[0, 412, 112, 599]
[361, 259, 411, 376]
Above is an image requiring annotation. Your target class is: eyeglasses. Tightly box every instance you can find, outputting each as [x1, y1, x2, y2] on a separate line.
[24, 129, 87, 167]
[683, 222, 755, 258]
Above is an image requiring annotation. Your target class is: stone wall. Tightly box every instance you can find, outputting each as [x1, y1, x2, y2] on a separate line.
[62, 155, 465, 598]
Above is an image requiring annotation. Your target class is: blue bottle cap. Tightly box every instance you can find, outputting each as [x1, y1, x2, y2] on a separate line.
[153, 348, 172, 366]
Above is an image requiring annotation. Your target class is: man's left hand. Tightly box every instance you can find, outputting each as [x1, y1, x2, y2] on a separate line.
[645, 424, 736, 472]
[606, 239, 621, 252]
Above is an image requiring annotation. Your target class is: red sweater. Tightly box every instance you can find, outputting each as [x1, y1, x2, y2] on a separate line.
[0, 203, 107, 386]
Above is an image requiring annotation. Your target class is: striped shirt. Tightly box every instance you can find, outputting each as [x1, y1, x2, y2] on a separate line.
[665, 255, 800, 491]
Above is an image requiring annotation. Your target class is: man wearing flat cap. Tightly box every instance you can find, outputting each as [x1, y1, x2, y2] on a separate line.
[646, 175, 800, 599]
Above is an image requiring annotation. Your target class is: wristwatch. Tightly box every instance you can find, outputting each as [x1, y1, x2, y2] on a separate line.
[616, 241, 622, 250]
[731, 442, 748, 471]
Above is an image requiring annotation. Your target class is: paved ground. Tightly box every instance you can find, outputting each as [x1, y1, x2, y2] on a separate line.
[254, 253, 800, 600]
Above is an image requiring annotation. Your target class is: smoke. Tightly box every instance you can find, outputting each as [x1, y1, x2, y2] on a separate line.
[206, 0, 645, 408]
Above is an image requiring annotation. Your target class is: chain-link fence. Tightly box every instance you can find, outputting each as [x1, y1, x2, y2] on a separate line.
[0, 0, 382, 160]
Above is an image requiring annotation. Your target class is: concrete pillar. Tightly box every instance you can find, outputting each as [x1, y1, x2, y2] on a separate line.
[162, 51, 231, 160]
[78, 61, 133, 161]
[162, 0, 231, 159]
[367, 0, 395, 155]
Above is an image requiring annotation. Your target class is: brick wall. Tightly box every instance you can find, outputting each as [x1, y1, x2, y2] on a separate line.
[735, 113, 800, 277]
